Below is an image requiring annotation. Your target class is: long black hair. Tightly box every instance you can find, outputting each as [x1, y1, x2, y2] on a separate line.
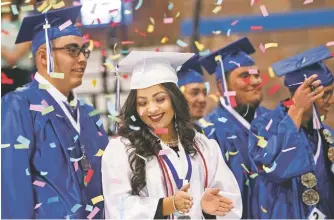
[118, 82, 198, 195]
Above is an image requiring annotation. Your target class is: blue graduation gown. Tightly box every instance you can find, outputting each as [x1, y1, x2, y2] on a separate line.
[200, 104, 269, 218]
[1, 80, 109, 219]
[248, 104, 334, 219]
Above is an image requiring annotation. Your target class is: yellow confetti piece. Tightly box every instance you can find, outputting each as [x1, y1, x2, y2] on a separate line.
[264, 43, 278, 49]
[250, 173, 259, 179]
[147, 24, 154, 33]
[1, 6, 11, 13]
[28, 52, 33, 58]
[175, 11, 180, 18]
[268, 66, 275, 78]
[42, 3, 53, 13]
[37, 1, 48, 12]
[52, 0, 65, 9]
[245, 179, 249, 186]
[14, 144, 29, 149]
[50, 72, 64, 79]
[198, 118, 214, 128]
[195, 41, 205, 51]
[70, 100, 77, 107]
[225, 151, 229, 161]
[88, 40, 94, 51]
[39, 84, 49, 90]
[42, 106, 54, 115]
[161, 37, 169, 44]
[108, 115, 121, 123]
[104, 63, 115, 71]
[91, 195, 104, 205]
[109, 54, 121, 60]
[212, 30, 221, 35]
[124, 10, 132, 15]
[180, 86, 185, 93]
[95, 149, 104, 157]
[320, 115, 325, 121]
[21, 5, 34, 11]
[1, 144, 10, 148]
[89, 109, 101, 117]
[229, 151, 239, 155]
[212, 6, 221, 13]
[149, 17, 155, 24]
[261, 206, 267, 213]
[240, 164, 250, 173]
[92, 79, 97, 87]
[214, 55, 222, 62]
[257, 138, 268, 148]
[208, 94, 219, 103]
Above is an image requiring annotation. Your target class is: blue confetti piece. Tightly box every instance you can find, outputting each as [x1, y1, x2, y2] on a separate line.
[218, 117, 227, 123]
[85, 205, 93, 212]
[73, 135, 79, 143]
[96, 118, 103, 127]
[26, 168, 30, 176]
[168, 2, 174, 10]
[49, 142, 56, 148]
[11, 5, 19, 15]
[71, 204, 82, 213]
[17, 135, 30, 148]
[176, 39, 188, 48]
[199, 49, 211, 56]
[107, 101, 118, 116]
[65, 215, 71, 220]
[109, 124, 116, 133]
[48, 196, 59, 203]
[134, 0, 143, 10]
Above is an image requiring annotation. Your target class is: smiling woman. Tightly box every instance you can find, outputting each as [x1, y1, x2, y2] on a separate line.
[101, 51, 242, 219]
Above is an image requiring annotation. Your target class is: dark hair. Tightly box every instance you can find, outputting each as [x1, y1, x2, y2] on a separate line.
[118, 82, 197, 195]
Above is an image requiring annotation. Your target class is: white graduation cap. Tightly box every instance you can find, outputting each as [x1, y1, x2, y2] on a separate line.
[118, 51, 195, 89]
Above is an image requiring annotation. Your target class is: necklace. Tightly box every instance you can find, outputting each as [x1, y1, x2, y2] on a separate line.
[164, 139, 179, 147]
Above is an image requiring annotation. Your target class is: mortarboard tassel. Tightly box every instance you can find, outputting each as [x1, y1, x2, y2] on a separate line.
[114, 65, 121, 134]
[44, 17, 54, 74]
[218, 57, 230, 106]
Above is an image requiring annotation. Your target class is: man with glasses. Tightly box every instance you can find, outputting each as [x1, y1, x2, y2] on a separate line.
[1, 6, 108, 218]
[248, 46, 334, 219]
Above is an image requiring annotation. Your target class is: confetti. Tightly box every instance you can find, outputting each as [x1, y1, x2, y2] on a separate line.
[84, 169, 94, 183]
[159, 149, 172, 156]
[73, 135, 79, 142]
[1, 144, 10, 148]
[161, 37, 169, 44]
[109, 54, 121, 60]
[176, 39, 188, 47]
[320, 115, 325, 122]
[283, 99, 294, 107]
[259, 43, 266, 53]
[195, 41, 205, 51]
[89, 109, 101, 117]
[154, 128, 168, 135]
[229, 96, 237, 107]
[86, 205, 93, 212]
[229, 151, 239, 155]
[149, 17, 155, 24]
[212, 6, 221, 13]
[33, 180, 46, 187]
[41, 106, 54, 115]
[163, 17, 174, 24]
[147, 24, 154, 33]
[282, 147, 297, 153]
[249, 68, 258, 74]
[175, 11, 180, 18]
[215, 0, 223, 4]
[121, 41, 135, 45]
[59, 20, 72, 31]
[108, 115, 121, 123]
[91, 79, 97, 87]
[257, 138, 268, 148]
[29, 105, 44, 112]
[39, 84, 49, 89]
[263, 161, 277, 173]
[95, 118, 102, 127]
[14, 144, 29, 149]
[198, 118, 214, 128]
[104, 63, 115, 71]
[265, 43, 278, 49]
[48, 196, 59, 204]
[260, 5, 269, 17]
[256, 74, 269, 89]
[268, 66, 275, 78]
[325, 41, 334, 47]
[130, 115, 136, 122]
[225, 152, 229, 161]
[227, 135, 237, 139]
[245, 179, 249, 186]
[70, 204, 82, 213]
[37, 1, 48, 12]
[95, 149, 104, 157]
[250, 173, 259, 179]
[41, 100, 49, 107]
[135, 0, 143, 10]
[53, 0, 65, 9]
[168, 2, 174, 10]
[136, 153, 147, 162]
[265, 119, 273, 131]
[42, 4, 53, 13]
[261, 206, 267, 213]
[251, 26, 263, 31]
[21, 5, 34, 11]
[1, 6, 11, 13]
[111, 178, 122, 184]
[208, 128, 216, 137]
[303, 0, 313, 4]
[74, 161, 79, 172]
[212, 30, 221, 35]
[26, 168, 30, 175]
[1, 2, 11, 6]
[50, 72, 64, 79]
[241, 164, 250, 173]
[229, 61, 240, 68]
[11, 5, 19, 15]
[231, 20, 239, 26]
[199, 49, 211, 56]
[87, 207, 100, 219]
[17, 135, 30, 147]
[97, 131, 103, 136]
[224, 91, 236, 96]
[35, 203, 42, 209]
[268, 84, 281, 95]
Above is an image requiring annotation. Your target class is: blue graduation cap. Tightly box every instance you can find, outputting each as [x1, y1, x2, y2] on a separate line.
[15, 6, 83, 74]
[199, 37, 255, 80]
[177, 54, 204, 87]
[271, 46, 334, 90]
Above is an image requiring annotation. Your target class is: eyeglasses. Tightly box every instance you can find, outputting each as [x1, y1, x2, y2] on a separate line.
[52, 44, 90, 59]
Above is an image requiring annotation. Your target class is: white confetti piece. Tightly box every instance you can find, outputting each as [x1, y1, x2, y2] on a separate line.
[212, 6, 221, 13]
[260, 5, 269, 17]
[303, 0, 313, 4]
[34, 203, 42, 209]
[205, 82, 210, 93]
[49, 142, 56, 148]
[215, 0, 223, 4]
[86, 205, 93, 212]
[1, 144, 10, 148]
[326, 41, 334, 47]
[227, 135, 237, 139]
[218, 117, 227, 123]
[265, 119, 273, 131]
[17, 135, 30, 147]
[136, 153, 147, 162]
[130, 115, 136, 122]
[40, 171, 48, 176]
[59, 19, 73, 31]
[208, 128, 216, 137]
[159, 149, 171, 156]
[73, 135, 79, 142]
[226, 29, 231, 37]
[282, 147, 296, 153]
[26, 168, 30, 176]
[96, 118, 103, 127]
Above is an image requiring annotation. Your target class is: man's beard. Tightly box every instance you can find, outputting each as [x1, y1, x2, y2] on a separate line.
[234, 99, 261, 123]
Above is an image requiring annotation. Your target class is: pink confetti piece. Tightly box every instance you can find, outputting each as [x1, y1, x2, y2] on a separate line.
[72, 1, 81, 6]
[163, 17, 174, 24]
[250, 0, 255, 6]
[159, 149, 171, 156]
[34, 203, 42, 209]
[283, 99, 294, 107]
[251, 26, 263, 31]
[97, 131, 103, 136]
[260, 5, 269, 17]
[33, 180, 46, 187]
[224, 91, 236, 96]
[30, 104, 45, 112]
[111, 178, 122, 184]
[59, 19, 72, 31]
[326, 41, 334, 47]
[41, 100, 49, 107]
[74, 161, 79, 172]
[229, 96, 237, 107]
[249, 68, 258, 74]
[303, 0, 313, 4]
[87, 207, 100, 219]
[265, 119, 273, 131]
[259, 43, 266, 53]
[231, 20, 239, 26]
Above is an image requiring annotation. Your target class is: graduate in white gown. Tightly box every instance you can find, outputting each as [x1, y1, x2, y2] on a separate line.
[102, 51, 242, 219]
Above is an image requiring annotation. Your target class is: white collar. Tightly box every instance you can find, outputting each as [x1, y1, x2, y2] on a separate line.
[220, 97, 251, 130]
[34, 72, 78, 106]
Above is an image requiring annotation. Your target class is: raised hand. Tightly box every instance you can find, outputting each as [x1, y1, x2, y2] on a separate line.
[201, 188, 233, 216]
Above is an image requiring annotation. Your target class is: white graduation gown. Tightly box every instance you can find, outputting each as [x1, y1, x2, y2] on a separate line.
[102, 132, 242, 219]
